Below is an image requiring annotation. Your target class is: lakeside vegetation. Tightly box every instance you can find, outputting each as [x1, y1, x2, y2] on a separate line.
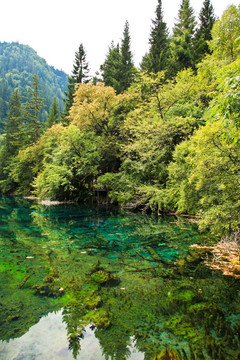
[0, 0, 240, 241]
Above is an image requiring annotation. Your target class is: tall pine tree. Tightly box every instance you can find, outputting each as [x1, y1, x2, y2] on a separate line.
[72, 44, 90, 84]
[119, 20, 135, 92]
[0, 89, 24, 193]
[100, 42, 122, 94]
[168, 0, 196, 77]
[63, 43, 90, 121]
[101, 21, 134, 94]
[46, 96, 60, 128]
[5, 89, 23, 155]
[141, 0, 169, 73]
[22, 75, 45, 143]
[194, 0, 216, 64]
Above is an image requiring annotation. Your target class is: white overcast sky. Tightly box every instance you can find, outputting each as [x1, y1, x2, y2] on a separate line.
[1, 0, 239, 75]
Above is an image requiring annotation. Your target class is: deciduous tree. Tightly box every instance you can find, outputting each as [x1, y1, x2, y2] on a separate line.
[209, 5, 240, 61]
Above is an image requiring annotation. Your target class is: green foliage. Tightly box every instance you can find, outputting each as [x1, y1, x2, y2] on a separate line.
[62, 44, 90, 120]
[209, 5, 240, 61]
[100, 22, 135, 94]
[1, 3, 240, 239]
[100, 42, 122, 94]
[0, 42, 67, 131]
[168, 0, 196, 77]
[46, 96, 60, 128]
[22, 74, 45, 143]
[72, 43, 90, 84]
[144, 0, 169, 73]
[120, 21, 135, 92]
[194, 0, 216, 63]
[167, 59, 240, 235]
[33, 125, 102, 201]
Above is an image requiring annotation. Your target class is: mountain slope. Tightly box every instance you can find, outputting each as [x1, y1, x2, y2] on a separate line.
[0, 42, 68, 130]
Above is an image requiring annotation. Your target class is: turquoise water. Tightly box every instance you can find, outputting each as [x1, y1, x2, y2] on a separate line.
[0, 197, 240, 360]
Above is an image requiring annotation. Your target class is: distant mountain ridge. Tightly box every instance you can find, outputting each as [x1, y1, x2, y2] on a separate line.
[0, 42, 68, 131]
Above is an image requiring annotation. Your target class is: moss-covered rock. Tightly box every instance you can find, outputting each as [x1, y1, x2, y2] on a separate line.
[168, 284, 197, 311]
[83, 292, 102, 310]
[165, 315, 200, 342]
[32, 283, 64, 297]
[90, 270, 120, 286]
[84, 308, 111, 329]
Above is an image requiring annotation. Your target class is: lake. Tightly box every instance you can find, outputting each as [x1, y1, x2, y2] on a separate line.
[0, 197, 239, 360]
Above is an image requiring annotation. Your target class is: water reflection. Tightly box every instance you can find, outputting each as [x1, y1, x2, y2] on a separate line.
[0, 197, 240, 359]
[0, 311, 144, 360]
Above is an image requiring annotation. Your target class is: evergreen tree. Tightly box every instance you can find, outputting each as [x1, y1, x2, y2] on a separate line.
[168, 0, 196, 77]
[63, 44, 90, 121]
[62, 76, 75, 121]
[5, 89, 23, 155]
[100, 42, 122, 93]
[0, 89, 23, 193]
[194, 0, 216, 63]
[119, 20, 135, 92]
[173, 0, 196, 37]
[46, 96, 60, 128]
[22, 74, 45, 143]
[141, 0, 169, 73]
[100, 21, 134, 94]
[72, 43, 90, 84]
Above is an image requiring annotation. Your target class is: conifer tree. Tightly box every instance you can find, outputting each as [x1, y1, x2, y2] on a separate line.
[22, 74, 45, 143]
[173, 0, 196, 37]
[101, 21, 134, 94]
[72, 44, 90, 84]
[100, 42, 122, 93]
[63, 44, 90, 121]
[0, 89, 24, 193]
[194, 0, 216, 63]
[46, 96, 60, 128]
[119, 20, 135, 92]
[168, 0, 196, 77]
[5, 89, 23, 155]
[141, 0, 169, 73]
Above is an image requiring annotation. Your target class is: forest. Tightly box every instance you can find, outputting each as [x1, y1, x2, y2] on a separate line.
[0, 0, 240, 241]
[0, 42, 68, 130]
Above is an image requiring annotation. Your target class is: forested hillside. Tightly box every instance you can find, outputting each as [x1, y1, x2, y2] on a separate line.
[0, 1, 240, 240]
[0, 42, 68, 130]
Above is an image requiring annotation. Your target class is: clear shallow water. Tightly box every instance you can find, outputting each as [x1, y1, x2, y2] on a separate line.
[0, 197, 240, 360]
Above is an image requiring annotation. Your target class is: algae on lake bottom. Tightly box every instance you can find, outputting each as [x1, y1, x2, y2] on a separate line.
[0, 197, 240, 359]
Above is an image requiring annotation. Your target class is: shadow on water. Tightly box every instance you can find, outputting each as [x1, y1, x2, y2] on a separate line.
[0, 196, 240, 359]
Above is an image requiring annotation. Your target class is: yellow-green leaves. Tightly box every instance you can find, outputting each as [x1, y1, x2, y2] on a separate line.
[209, 5, 240, 61]
[68, 83, 120, 134]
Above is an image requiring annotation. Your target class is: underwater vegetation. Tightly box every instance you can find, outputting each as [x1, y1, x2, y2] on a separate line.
[0, 197, 240, 359]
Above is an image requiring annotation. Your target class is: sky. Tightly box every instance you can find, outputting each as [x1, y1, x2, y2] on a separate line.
[0, 0, 239, 76]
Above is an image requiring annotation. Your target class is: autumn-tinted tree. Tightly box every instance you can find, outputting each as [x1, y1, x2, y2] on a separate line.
[194, 0, 216, 63]
[141, 0, 169, 73]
